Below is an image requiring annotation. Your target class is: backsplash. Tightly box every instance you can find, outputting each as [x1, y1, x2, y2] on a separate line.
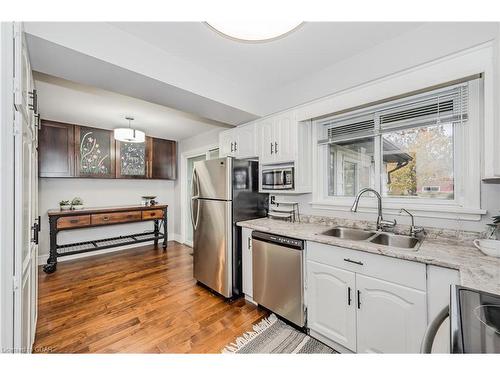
[297, 214, 482, 245]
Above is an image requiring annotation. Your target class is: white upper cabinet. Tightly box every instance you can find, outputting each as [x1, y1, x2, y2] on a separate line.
[255, 110, 312, 193]
[257, 112, 298, 165]
[219, 123, 256, 159]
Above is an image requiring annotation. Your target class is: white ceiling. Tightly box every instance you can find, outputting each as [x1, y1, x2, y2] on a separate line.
[35, 72, 225, 141]
[110, 22, 424, 97]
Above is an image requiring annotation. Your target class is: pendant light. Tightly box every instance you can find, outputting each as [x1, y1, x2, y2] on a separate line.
[114, 117, 145, 143]
[205, 21, 303, 43]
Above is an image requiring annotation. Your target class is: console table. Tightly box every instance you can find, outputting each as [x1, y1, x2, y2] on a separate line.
[43, 204, 168, 273]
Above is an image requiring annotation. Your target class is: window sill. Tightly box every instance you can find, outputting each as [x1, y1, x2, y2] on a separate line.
[309, 200, 486, 221]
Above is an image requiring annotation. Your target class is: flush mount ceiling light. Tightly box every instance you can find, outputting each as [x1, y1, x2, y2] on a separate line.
[114, 117, 145, 143]
[205, 21, 303, 42]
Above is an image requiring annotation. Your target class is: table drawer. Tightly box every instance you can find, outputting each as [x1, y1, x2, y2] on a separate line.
[142, 209, 164, 220]
[57, 215, 91, 229]
[91, 211, 141, 225]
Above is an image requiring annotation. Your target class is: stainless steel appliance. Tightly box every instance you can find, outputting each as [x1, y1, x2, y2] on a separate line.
[261, 166, 294, 190]
[421, 285, 500, 353]
[450, 285, 500, 353]
[252, 231, 305, 326]
[191, 157, 268, 298]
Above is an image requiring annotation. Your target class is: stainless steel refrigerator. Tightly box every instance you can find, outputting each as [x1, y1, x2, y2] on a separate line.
[191, 157, 268, 298]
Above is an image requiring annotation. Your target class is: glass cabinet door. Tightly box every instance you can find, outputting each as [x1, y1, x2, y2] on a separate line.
[76, 126, 115, 178]
[116, 137, 151, 178]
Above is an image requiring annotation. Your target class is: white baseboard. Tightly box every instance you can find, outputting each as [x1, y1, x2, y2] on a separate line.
[37, 233, 182, 266]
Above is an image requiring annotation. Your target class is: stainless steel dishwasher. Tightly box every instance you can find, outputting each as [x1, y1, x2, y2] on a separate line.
[252, 231, 305, 327]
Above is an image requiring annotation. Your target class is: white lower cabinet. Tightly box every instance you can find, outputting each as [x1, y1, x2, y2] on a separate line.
[306, 241, 428, 353]
[355, 274, 426, 353]
[241, 227, 253, 298]
[307, 261, 357, 351]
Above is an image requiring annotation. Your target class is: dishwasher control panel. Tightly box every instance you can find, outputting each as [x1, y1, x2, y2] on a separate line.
[252, 231, 304, 250]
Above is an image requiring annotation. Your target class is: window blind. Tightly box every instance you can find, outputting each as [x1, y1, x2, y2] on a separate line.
[378, 84, 468, 133]
[318, 80, 471, 145]
[320, 114, 375, 144]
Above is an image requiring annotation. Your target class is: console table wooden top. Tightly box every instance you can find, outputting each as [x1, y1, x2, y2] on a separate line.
[47, 204, 168, 216]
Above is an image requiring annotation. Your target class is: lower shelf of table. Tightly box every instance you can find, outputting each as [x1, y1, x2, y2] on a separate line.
[56, 231, 165, 257]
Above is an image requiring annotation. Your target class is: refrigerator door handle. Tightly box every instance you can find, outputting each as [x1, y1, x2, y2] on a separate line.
[190, 169, 201, 229]
[190, 196, 199, 229]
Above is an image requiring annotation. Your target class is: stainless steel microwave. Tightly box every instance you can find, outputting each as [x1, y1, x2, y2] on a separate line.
[262, 167, 294, 190]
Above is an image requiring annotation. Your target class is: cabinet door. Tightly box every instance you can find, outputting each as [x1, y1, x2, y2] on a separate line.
[275, 113, 295, 163]
[356, 274, 427, 353]
[151, 138, 177, 180]
[116, 137, 151, 179]
[38, 120, 75, 177]
[307, 261, 357, 351]
[75, 125, 115, 178]
[241, 227, 253, 297]
[219, 130, 234, 157]
[257, 119, 275, 164]
[233, 125, 256, 159]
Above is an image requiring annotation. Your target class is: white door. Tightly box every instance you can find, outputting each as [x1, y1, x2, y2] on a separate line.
[219, 130, 234, 157]
[307, 261, 357, 351]
[232, 125, 255, 159]
[241, 227, 253, 298]
[356, 274, 427, 353]
[257, 119, 275, 164]
[13, 23, 38, 353]
[274, 113, 295, 163]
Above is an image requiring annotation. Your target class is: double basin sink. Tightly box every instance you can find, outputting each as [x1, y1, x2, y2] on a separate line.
[319, 227, 421, 250]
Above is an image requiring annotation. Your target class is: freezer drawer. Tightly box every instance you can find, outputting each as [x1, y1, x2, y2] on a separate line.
[193, 199, 232, 297]
[252, 235, 304, 326]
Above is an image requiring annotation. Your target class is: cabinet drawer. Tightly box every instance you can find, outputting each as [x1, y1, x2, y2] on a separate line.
[307, 241, 426, 291]
[57, 215, 91, 229]
[91, 211, 141, 225]
[142, 209, 164, 220]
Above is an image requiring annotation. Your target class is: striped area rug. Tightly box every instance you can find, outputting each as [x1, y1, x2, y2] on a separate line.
[222, 314, 335, 354]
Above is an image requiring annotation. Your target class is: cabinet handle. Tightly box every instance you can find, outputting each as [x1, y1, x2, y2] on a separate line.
[270, 142, 274, 154]
[231, 142, 234, 152]
[70, 219, 78, 224]
[344, 258, 363, 266]
[248, 237, 251, 249]
[357, 290, 361, 309]
[102, 216, 110, 221]
[347, 287, 352, 306]
[275, 142, 278, 153]
[234, 141, 237, 151]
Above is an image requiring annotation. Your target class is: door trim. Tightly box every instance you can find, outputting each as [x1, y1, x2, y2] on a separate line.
[0, 22, 16, 352]
[179, 142, 218, 245]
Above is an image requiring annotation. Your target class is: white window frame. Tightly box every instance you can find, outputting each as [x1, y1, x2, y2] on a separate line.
[312, 78, 485, 221]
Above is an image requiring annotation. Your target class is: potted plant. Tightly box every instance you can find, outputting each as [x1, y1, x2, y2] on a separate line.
[59, 200, 71, 210]
[486, 215, 500, 240]
[71, 197, 84, 210]
[473, 215, 500, 258]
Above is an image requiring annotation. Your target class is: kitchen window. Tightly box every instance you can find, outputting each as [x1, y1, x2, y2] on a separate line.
[314, 77, 483, 219]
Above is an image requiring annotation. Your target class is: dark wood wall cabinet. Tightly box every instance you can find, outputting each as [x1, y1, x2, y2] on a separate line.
[38, 120, 177, 180]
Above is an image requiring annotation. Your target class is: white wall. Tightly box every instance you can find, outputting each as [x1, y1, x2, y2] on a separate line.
[38, 178, 175, 262]
[258, 22, 499, 115]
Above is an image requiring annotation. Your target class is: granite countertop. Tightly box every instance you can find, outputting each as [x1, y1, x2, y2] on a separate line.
[238, 218, 500, 295]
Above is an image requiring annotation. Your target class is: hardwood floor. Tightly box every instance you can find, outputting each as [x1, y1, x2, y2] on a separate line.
[34, 242, 268, 353]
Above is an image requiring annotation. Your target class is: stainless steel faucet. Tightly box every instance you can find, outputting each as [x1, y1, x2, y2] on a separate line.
[350, 188, 396, 231]
[399, 208, 425, 237]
